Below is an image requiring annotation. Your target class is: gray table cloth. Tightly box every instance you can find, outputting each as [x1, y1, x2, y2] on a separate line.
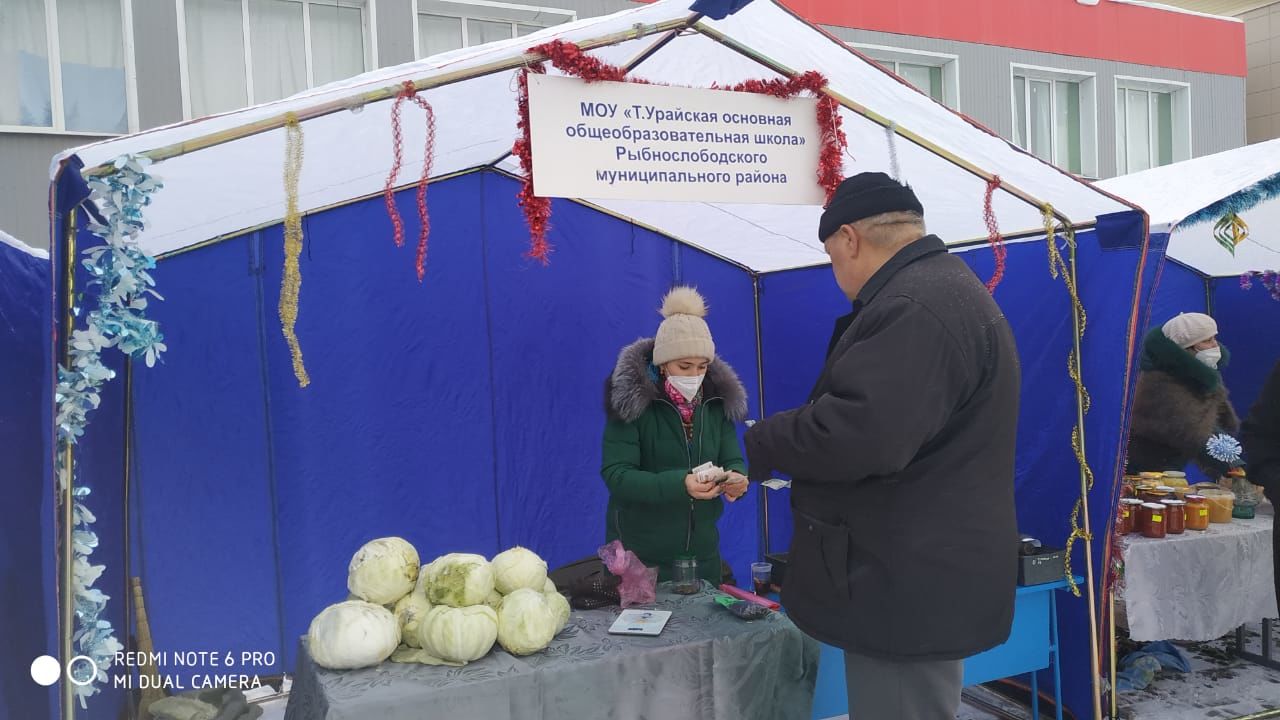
[284, 583, 819, 720]
[1121, 513, 1278, 642]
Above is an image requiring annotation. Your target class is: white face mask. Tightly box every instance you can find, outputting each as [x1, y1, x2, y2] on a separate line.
[666, 374, 705, 402]
[1196, 347, 1222, 369]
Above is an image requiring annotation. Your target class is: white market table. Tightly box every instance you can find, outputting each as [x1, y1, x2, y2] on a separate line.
[1121, 512, 1277, 644]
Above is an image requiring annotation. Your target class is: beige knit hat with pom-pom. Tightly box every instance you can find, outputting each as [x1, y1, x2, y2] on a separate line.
[653, 287, 715, 366]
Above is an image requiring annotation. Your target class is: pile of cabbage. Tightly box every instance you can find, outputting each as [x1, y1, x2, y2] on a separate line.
[307, 539, 571, 670]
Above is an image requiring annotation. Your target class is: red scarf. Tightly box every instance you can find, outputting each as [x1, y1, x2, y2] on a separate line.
[663, 379, 702, 441]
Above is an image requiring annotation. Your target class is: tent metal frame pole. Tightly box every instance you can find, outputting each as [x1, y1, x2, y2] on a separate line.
[1109, 589, 1117, 719]
[751, 273, 769, 555]
[58, 208, 78, 720]
[123, 358, 136, 720]
[80, 16, 699, 179]
[1069, 237, 1105, 720]
[691, 23, 1080, 231]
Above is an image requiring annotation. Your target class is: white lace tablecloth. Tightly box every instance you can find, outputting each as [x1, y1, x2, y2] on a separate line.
[1121, 514, 1277, 642]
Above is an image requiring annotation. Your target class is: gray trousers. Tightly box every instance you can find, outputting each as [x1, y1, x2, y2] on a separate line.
[844, 650, 963, 720]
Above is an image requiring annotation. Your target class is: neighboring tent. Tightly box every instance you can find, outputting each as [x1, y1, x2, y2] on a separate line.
[18, 1, 1155, 718]
[1099, 141, 1280, 438]
[0, 231, 54, 720]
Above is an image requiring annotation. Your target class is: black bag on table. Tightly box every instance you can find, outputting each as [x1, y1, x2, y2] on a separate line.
[549, 556, 736, 609]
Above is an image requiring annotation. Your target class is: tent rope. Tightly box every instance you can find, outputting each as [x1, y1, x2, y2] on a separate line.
[281, 112, 310, 387]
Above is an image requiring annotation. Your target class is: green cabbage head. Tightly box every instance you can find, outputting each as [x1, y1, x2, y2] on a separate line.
[424, 553, 495, 608]
[490, 546, 548, 595]
[394, 592, 432, 649]
[347, 537, 420, 606]
[417, 605, 498, 664]
[497, 588, 558, 656]
[308, 601, 400, 670]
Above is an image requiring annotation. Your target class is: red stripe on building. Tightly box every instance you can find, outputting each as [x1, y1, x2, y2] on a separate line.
[683, 0, 1247, 77]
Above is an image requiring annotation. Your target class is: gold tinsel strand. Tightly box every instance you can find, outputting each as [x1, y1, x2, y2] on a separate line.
[1043, 206, 1096, 597]
[281, 113, 310, 387]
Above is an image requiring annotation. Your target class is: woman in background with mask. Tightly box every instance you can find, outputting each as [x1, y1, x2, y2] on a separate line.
[601, 287, 749, 584]
[1127, 313, 1243, 477]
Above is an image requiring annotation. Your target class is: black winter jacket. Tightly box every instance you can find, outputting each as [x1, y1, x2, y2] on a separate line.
[745, 235, 1021, 661]
[1243, 361, 1280, 500]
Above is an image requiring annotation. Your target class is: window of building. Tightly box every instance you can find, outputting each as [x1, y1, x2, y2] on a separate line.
[1115, 77, 1191, 175]
[415, 0, 575, 58]
[178, 0, 371, 119]
[0, 0, 136, 134]
[1011, 65, 1098, 178]
[850, 44, 959, 109]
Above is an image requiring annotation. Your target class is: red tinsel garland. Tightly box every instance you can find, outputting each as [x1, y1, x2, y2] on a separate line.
[514, 64, 553, 264]
[512, 40, 848, 260]
[982, 176, 1007, 293]
[385, 80, 438, 281]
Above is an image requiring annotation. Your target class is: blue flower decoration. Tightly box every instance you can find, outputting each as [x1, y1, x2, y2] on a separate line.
[55, 154, 164, 707]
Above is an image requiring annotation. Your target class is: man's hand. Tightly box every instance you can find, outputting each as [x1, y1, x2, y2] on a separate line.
[722, 472, 749, 502]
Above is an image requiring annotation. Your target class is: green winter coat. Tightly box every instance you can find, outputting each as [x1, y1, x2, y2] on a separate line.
[601, 338, 749, 584]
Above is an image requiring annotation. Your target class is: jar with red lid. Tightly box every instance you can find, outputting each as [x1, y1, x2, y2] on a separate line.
[1139, 503, 1167, 539]
[1118, 499, 1143, 535]
[1184, 495, 1211, 531]
[1164, 499, 1187, 535]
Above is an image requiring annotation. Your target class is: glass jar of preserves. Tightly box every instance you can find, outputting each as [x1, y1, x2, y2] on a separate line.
[1139, 503, 1167, 539]
[1162, 471, 1188, 488]
[1119, 499, 1143, 535]
[1184, 495, 1210, 531]
[1117, 500, 1134, 535]
[1201, 489, 1236, 524]
[1164, 499, 1187, 534]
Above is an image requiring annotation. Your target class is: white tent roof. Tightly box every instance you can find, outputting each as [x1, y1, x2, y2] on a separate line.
[55, 0, 1132, 273]
[1098, 139, 1280, 277]
[0, 229, 48, 260]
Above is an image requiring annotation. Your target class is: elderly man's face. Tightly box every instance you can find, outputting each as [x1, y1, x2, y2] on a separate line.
[823, 224, 864, 300]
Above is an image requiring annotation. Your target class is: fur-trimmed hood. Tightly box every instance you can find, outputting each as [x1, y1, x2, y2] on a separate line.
[1139, 327, 1230, 393]
[605, 338, 748, 423]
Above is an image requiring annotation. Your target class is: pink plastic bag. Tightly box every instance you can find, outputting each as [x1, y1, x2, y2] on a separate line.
[597, 540, 657, 608]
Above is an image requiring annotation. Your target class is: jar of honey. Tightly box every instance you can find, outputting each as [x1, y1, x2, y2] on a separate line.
[1139, 502, 1167, 539]
[1164, 499, 1187, 534]
[1201, 489, 1236, 524]
[1141, 487, 1173, 504]
[1162, 471, 1188, 488]
[1139, 472, 1165, 481]
[1184, 495, 1210, 531]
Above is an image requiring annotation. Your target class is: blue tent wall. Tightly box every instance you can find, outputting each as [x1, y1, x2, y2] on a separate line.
[127, 233, 285, 685]
[121, 171, 765, 691]
[1149, 260, 1208, 326]
[1215, 278, 1280, 416]
[0, 241, 54, 720]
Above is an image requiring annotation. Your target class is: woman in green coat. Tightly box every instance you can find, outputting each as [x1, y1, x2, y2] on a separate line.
[601, 287, 750, 585]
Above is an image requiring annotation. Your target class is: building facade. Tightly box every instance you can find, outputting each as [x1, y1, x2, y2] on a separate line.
[0, 0, 1246, 249]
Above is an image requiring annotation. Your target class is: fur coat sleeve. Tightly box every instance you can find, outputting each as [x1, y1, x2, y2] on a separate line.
[1129, 369, 1238, 476]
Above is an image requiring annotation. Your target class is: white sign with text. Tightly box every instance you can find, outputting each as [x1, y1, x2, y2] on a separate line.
[527, 74, 824, 205]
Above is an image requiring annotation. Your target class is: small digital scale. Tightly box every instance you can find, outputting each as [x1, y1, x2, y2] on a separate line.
[607, 609, 672, 636]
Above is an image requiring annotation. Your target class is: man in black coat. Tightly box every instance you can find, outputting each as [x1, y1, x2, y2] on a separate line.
[1242, 360, 1280, 608]
[745, 173, 1021, 719]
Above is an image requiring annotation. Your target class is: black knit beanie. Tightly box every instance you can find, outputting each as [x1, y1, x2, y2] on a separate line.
[818, 172, 924, 242]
